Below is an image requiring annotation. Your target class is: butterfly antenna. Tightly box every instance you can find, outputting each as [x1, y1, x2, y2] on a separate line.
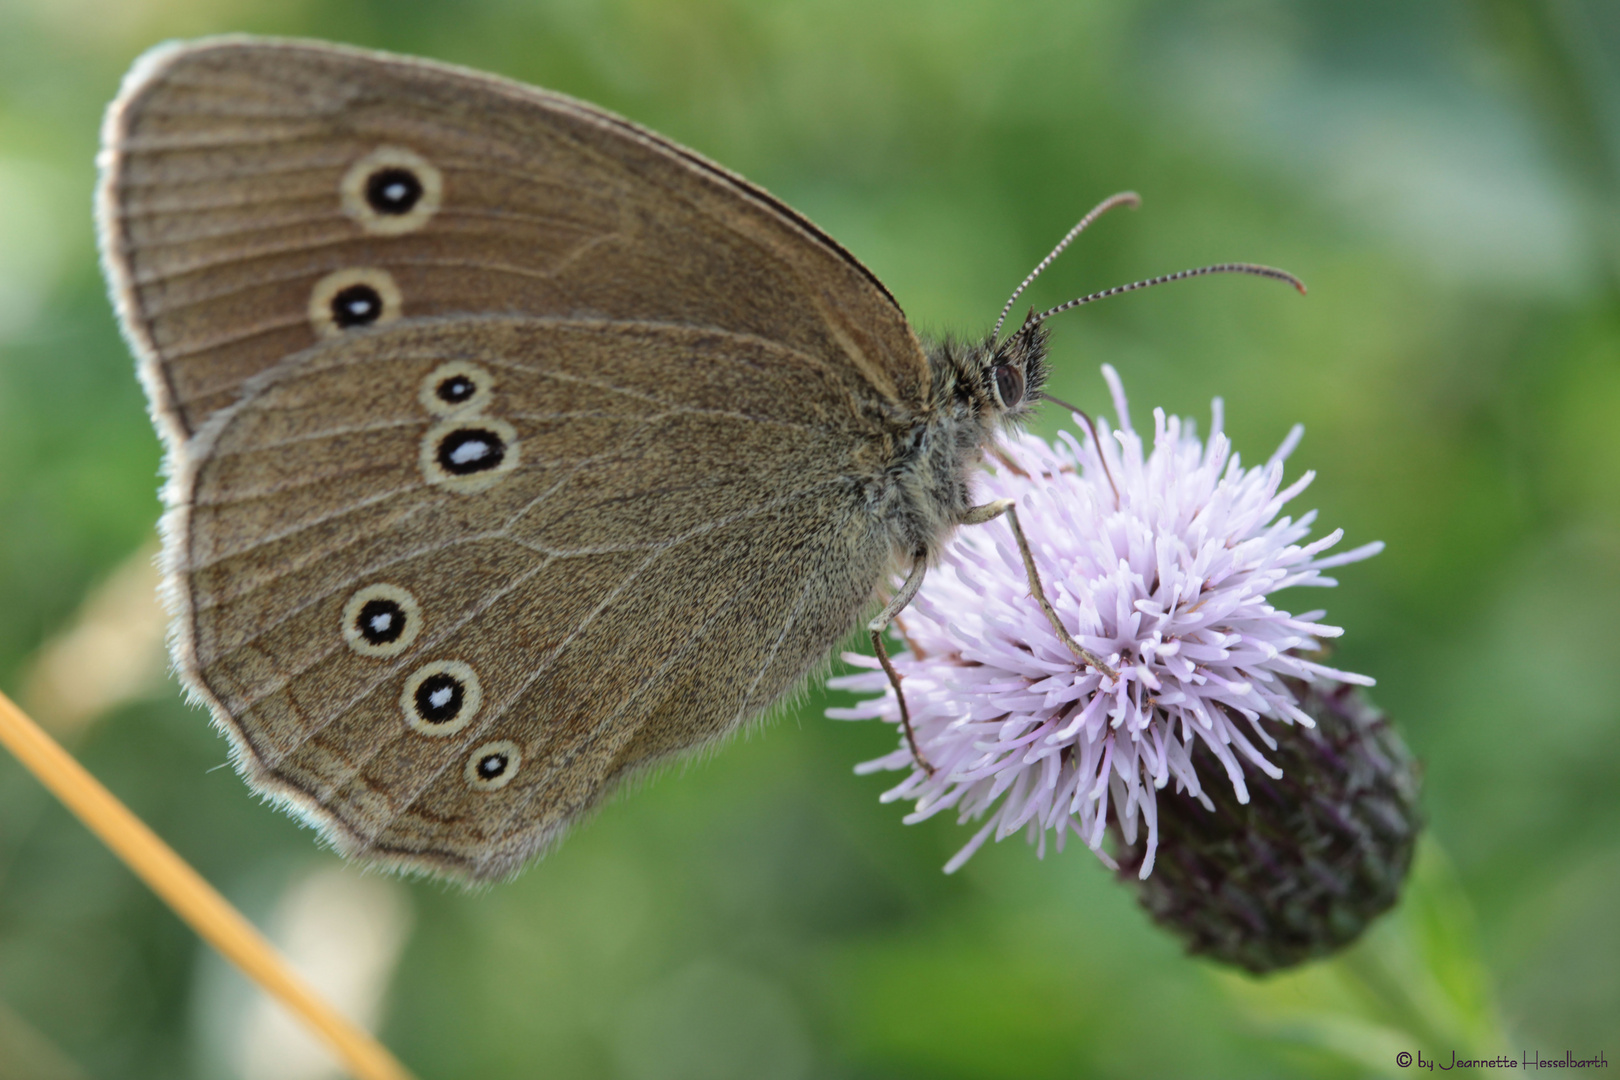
[1027, 263, 1307, 329]
[992, 191, 1142, 345]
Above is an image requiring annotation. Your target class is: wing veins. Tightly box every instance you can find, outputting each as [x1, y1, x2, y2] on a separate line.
[254, 480, 845, 806]
[204, 416, 421, 459]
[125, 205, 605, 252]
[201, 477, 844, 681]
[506, 407, 820, 435]
[117, 128, 331, 152]
[189, 462, 423, 528]
[188, 481, 430, 581]
[143, 314, 307, 360]
[467, 522, 833, 856]
[351, 503, 812, 847]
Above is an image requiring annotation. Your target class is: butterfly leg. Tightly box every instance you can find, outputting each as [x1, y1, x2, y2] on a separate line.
[963, 499, 1119, 682]
[869, 550, 935, 775]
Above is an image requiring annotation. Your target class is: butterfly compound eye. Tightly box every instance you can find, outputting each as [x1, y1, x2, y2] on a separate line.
[991, 364, 1025, 408]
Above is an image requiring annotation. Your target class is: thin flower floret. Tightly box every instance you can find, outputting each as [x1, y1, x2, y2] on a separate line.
[827, 365, 1381, 878]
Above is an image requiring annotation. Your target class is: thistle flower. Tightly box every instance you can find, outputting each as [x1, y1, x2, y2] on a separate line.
[828, 365, 1385, 879]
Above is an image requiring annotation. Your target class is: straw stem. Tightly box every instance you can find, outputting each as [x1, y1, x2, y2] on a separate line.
[0, 688, 415, 1080]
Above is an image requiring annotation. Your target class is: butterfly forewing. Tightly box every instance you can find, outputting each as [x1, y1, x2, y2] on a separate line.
[100, 38, 928, 879]
[100, 36, 928, 439]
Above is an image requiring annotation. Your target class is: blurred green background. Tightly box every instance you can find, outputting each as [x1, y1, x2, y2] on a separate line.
[1, 0, 1616, 1077]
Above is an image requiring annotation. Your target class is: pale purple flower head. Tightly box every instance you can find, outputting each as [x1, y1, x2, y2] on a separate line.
[827, 365, 1382, 878]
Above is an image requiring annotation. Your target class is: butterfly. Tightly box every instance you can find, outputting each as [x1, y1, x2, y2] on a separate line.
[98, 36, 1299, 880]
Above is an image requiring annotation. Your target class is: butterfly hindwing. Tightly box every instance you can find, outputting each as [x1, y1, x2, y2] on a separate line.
[174, 317, 891, 878]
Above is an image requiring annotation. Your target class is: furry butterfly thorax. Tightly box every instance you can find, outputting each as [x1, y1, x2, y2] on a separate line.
[856, 324, 1052, 564]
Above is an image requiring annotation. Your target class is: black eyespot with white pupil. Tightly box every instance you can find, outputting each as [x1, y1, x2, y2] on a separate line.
[421, 416, 517, 493]
[436, 375, 477, 405]
[413, 672, 466, 724]
[344, 584, 420, 657]
[464, 738, 520, 787]
[331, 284, 383, 328]
[436, 428, 506, 475]
[991, 364, 1025, 408]
[355, 598, 406, 645]
[365, 167, 424, 216]
[401, 661, 480, 735]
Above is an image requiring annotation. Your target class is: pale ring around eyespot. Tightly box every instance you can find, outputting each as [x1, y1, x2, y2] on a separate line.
[419, 416, 520, 494]
[308, 267, 402, 338]
[419, 361, 496, 417]
[341, 583, 422, 658]
[465, 740, 522, 791]
[340, 146, 443, 235]
[400, 660, 483, 738]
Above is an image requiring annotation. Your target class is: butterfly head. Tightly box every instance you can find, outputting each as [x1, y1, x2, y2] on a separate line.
[978, 316, 1049, 430]
[922, 316, 1048, 437]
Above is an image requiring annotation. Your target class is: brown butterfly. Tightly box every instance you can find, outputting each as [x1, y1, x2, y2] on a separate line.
[97, 36, 1300, 880]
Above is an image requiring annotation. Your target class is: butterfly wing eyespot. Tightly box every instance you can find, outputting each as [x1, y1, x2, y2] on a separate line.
[332, 285, 382, 328]
[401, 660, 483, 737]
[342, 584, 422, 657]
[419, 417, 520, 493]
[308, 268, 403, 337]
[366, 168, 424, 216]
[340, 146, 443, 235]
[464, 740, 522, 790]
[437, 429, 504, 473]
[418, 361, 495, 416]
